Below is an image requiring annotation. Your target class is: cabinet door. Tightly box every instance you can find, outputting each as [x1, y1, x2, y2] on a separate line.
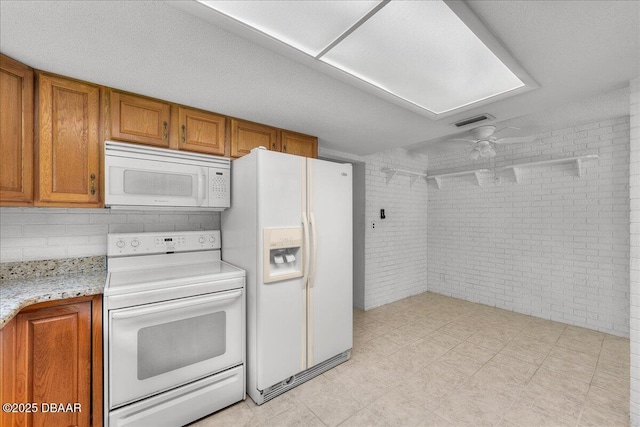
[0, 317, 17, 427]
[36, 73, 100, 207]
[230, 119, 278, 158]
[0, 55, 34, 206]
[110, 90, 170, 147]
[280, 130, 318, 158]
[177, 107, 226, 155]
[15, 301, 92, 427]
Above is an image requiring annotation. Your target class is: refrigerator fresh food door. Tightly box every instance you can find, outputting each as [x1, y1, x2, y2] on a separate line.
[256, 150, 308, 389]
[307, 158, 353, 367]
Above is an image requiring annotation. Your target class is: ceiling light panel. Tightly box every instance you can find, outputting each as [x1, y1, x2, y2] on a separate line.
[320, 1, 525, 114]
[198, 0, 382, 56]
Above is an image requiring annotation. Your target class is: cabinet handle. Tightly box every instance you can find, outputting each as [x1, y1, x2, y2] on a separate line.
[163, 121, 168, 140]
[90, 174, 96, 195]
[283, 145, 287, 152]
[181, 124, 186, 143]
[272, 142, 276, 150]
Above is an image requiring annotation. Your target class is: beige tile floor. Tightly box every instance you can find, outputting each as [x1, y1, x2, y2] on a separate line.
[191, 291, 630, 426]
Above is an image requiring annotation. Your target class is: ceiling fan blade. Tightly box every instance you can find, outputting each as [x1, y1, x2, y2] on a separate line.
[495, 135, 536, 144]
[492, 126, 521, 137]
[409, 139, 469, 156]
[441, 139, 475, 150]
[447, 138, 475, 143]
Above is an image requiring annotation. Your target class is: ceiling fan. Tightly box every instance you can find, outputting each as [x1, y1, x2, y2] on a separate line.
[447, 125, 536, 159]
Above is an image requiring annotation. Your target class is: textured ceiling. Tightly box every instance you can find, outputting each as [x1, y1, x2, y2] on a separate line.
[0, 1, 638, 156]
[408, 87, 631, 155]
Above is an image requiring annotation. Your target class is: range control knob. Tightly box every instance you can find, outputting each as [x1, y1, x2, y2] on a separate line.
[131, 239, 140, 247]
[116, 240, 125, 248]
[199, 236, 206, 244]
[209, 235, 216, 243]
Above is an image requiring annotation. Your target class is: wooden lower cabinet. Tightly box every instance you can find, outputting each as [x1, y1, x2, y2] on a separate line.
[0, 295, 103, 427]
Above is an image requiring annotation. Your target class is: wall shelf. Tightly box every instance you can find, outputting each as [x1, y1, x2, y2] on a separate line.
[382, 168, 427, 187]
[501, 155, 599, 182]
[426, 169, 491, 189]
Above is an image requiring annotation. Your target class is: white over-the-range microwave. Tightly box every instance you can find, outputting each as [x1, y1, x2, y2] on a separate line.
[104, 141, 230, 210]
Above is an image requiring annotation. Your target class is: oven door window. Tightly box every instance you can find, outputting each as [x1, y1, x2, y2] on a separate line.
[109, 289, 243, 409]
[137, 311, 226, 380]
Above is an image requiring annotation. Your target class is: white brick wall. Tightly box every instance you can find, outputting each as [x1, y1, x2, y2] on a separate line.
[0, 208, 219, 262]
[629, 77, 640, 425]
[363, 148, 429, 309]
[320, 147, 429, 310]
[428, 117, 630, 337]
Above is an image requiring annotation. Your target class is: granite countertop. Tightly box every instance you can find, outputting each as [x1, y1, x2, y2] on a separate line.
[0, 257, 106, 328]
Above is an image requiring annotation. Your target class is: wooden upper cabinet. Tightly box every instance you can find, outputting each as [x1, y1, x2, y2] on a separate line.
[109, 90, 170, 147]
[280, 130, 318, 159]
[0, 55, 34, 206]
[230, 119, 278, 158]
[176, 107, 225, 155]
[36, 73, 100, 207]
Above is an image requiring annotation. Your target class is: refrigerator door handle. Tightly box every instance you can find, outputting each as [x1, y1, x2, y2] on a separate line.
[309, 212, 318, 288]
[302, 212, 311, 287]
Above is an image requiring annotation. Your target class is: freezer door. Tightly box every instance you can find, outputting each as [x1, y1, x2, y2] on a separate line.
[256, 150, 308, 390]
[307, 158, 353, 367]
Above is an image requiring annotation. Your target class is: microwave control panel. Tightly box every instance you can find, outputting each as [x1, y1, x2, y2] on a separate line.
[209, 168, 230, 208]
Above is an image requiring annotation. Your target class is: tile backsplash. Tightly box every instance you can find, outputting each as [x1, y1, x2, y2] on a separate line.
[0, 208, 220, 262]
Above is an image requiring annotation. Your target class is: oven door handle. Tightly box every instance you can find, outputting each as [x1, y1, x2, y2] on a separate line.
[110, 289, 242, 320]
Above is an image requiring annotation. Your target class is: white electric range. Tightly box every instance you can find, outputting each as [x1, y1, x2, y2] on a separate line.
[103, 230, 245, 427]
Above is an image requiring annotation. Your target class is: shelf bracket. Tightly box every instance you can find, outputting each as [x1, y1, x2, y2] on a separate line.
[434, 176, 442, 189]
[382, 167, 427, 186]
[512, 167, 522, 183]
[384, 169, 397, 184]
[576, 158, 583, 178]
[473, 171, 484, 187]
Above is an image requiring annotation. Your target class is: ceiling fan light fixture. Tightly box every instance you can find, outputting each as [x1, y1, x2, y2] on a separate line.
[469, 142, 497, 159]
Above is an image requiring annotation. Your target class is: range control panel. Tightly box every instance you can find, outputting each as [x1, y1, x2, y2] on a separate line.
[107, 230, 220, 256]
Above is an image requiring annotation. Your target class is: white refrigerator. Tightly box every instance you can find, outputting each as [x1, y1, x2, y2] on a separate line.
[221, 148, 352, 404]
